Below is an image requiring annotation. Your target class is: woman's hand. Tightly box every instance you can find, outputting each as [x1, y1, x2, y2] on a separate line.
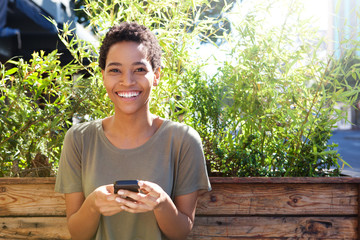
[92, 184, 125, 216]
[115, 180, 168, 213]
[113, 180, 200, 239]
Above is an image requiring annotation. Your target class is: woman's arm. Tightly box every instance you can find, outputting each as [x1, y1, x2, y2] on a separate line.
[65, 192, 100, 240]
[116, 181, 199, 240]
[65, 185, 124, 240]
[155, 191, 199, 240]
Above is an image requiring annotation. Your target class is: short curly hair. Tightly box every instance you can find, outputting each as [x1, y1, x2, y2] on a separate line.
[99, 22, 162, 71]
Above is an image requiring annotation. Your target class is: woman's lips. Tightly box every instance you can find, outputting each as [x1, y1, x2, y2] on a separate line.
[116, 91, 141, 98]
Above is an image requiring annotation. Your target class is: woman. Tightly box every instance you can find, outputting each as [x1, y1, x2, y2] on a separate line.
[55, 22, 211, 240]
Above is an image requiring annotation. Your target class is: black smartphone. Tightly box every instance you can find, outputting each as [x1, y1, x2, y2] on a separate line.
[113, 180, 139, 194]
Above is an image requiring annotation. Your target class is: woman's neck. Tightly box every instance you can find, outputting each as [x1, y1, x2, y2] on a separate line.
[102, 111, 162, 149]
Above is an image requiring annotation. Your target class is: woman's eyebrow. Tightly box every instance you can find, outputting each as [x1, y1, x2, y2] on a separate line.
[106, 61, 147, 68]
[132, 61, 147, 66]
[106, 62, 122, 68]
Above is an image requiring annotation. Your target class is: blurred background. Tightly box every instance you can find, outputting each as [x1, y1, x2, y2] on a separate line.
[0, 0, 359, 176]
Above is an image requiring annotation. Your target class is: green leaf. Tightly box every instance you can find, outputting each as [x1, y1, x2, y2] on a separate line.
[5, 68, 18, 76]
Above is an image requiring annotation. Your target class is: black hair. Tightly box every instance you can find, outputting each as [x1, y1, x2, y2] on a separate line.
[99, 22, 161, 71]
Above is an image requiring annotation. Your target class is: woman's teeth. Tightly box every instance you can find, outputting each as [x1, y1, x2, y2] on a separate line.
[117, 92, 140, 98]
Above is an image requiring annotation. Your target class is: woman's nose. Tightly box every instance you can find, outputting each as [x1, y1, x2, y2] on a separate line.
[121, 71, 135, 86]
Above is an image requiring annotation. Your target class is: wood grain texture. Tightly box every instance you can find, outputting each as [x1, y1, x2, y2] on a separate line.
[1, 216, 355, 240]
[1, 177, 359, 239]
[209, 177, 360, 184]
[189, 216, 357, 239]
[0, 217, 70, 239]
[0, 178, 56, 184]
[2, 179, 358, 216]
[0, 184, 66, 216]
[2, 176, 360, 184]
[196, 183, 358, 215]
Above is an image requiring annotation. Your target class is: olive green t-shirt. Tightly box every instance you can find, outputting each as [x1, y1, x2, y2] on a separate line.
[55, 119, 211, 240]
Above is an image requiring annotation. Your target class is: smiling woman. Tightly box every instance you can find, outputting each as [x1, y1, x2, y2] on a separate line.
[101, 41, 159, 117]
[54, 22, 211, 240]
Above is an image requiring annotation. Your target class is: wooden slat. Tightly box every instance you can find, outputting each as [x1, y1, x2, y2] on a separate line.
[2, 177, 360, 184]
[210, 177, 360, 184]
[0, 178, 56, 184]
[0, 217, 70, 239]
[1, 216, 355, 240]
[189, 216, 357, 239]
[0, 184, 66, 216]
[196, 183, 358, 215]
[358, 184, 360, 238]
[1, 177, 359, 239]
[1, 180, 358, 216]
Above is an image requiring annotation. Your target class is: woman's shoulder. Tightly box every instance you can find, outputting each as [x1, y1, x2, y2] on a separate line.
[163, 119, 190, 131]
[162, 119, 201, 141]
[66, 119, 102, 137]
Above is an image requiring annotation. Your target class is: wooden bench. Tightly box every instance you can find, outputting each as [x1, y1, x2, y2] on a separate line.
[1, 177, 360, 239]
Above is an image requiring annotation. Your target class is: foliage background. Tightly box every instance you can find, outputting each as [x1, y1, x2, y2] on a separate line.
[1, 0, 359, 177]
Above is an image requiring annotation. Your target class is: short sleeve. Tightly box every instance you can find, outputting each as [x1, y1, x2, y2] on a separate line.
[174, 127, 211, 196]
[54, 127, 83, 193]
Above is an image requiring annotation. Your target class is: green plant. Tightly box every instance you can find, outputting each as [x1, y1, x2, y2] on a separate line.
[0, 0, 229, 176]
[0, 51, 76, 176]
[182, 0, 360, 176]
[1, 0, 359, 177]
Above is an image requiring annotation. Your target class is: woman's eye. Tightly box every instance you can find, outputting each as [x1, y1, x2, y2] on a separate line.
[109, 68, 120, 73]
[135, 68, 147, 73]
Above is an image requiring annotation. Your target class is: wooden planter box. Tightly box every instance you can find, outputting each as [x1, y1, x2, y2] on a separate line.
[1, 177, 360, 239]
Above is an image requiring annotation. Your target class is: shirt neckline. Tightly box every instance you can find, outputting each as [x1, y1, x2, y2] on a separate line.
[96, 118, 169, 153]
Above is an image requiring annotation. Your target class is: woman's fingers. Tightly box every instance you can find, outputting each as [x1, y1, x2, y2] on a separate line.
[138, 181, 161, 198]
[114, 181, 167, 213]
[89, 182, 167, 216]
[92, 184, 128, 216]
[99, 204, 125, 216]
[115, 197, 153, 213]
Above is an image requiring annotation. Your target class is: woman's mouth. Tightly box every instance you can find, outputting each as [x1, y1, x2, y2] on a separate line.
[116, 91, 141, 98]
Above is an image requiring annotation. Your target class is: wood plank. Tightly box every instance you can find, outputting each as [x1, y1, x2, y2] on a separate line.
[0, 217, 70, 239]
[2, 181, 358, 216]
[1, 216, 355, 240]
[0, 178, 56, 184]
[2, 176, 360, 185]
[358, 184, 360, 239]
[189, 216, 357, 239]
[0, 184, 66, 216]
[210, 177, 360, 184]
[196, 183, 358, 215]
[1, 177, 359, 239]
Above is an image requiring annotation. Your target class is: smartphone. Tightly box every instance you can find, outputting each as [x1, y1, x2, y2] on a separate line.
[113, 180, 139, 194]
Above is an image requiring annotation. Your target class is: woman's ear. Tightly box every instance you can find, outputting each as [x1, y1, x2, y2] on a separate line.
[153, 67, 161, 86]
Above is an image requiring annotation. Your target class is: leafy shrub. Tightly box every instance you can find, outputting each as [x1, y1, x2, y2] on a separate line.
[1, 0, 359, 177]
[0, 0, 226, 176]
[1, 51, 76, 176]
[182, 1, 360, 176]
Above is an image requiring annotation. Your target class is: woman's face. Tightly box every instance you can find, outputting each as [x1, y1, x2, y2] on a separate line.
[101, 41, 160, 116]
